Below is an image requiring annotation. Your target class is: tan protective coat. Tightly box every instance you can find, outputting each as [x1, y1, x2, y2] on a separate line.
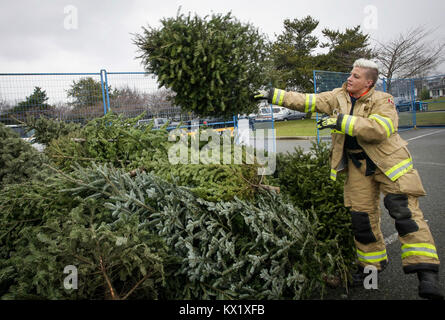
[276, 83, 440, 272]
[281, 83, 422, 186]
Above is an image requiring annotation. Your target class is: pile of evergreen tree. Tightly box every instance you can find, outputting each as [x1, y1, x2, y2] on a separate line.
[0, 123, 49, 189]
[0, 114, 354, 300]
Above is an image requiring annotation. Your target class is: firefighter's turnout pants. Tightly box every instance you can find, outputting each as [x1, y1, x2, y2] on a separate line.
[344, 151, 440, 274]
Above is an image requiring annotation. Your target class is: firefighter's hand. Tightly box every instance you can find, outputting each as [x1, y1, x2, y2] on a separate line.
[317, 116, 338, 130]
[253, 90, 269, 100]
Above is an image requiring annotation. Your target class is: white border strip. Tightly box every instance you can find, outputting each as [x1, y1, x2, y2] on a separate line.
[407, 129, 444, 141]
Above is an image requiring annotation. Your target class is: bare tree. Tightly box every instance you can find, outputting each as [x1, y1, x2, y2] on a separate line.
[109, 85, 149, 118]
[0, 98, 9, 113]
[145, 88, 179, 118]
[373, 26, 445, 91]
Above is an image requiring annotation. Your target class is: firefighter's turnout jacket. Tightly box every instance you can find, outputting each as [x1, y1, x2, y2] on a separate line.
[271, 83, 440, 274]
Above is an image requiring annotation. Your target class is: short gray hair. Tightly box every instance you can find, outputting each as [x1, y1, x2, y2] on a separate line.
[353, 58, 379, 87]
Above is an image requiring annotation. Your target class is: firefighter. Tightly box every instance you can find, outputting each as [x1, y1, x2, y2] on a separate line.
[254, 58, 443, 300]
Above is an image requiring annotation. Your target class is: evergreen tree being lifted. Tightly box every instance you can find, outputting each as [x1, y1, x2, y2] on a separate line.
[133, 10, 268, 118]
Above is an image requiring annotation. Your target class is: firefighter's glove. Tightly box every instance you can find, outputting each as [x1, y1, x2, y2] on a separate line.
[253, 88, 273, 102]
[253, 88, 286, 106]
[317, 116, 339, 130]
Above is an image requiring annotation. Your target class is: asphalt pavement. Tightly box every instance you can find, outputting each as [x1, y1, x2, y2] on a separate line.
[275, 128, 445, 300]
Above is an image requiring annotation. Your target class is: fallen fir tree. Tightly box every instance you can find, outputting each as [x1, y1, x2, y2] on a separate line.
[44, 112, 276, 202]
[0, 123, 50, 190]
[0, 163, 349, 299]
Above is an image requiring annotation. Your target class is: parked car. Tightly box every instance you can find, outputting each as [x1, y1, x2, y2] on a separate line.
[396, 101, 428, 113]
[255, 107, 305, 121]
[286, 110, 306, 120]
[255, 107, 275, 121]
[137, 117, 169, 129]
[6, 124, 45, 152]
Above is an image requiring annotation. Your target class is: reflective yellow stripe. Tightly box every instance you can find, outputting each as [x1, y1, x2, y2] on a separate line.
[402, 251, 439, 259]
[278, 91, 285, 106]
[357, 249, 388, 263]
[341, 115, 356, 136]
[401, 243, 439, 260]
[385, 158, 413, 181]
[330, 169, 337, 181]
[310, 94, 316, 112]
[272, 89, 278, 105]
[305, 94, 316, 113]
[402, 243, 436, 250]
[331, 129, 344, 134]
[272, 89, 285, 106]
[369, 114, 395, 138]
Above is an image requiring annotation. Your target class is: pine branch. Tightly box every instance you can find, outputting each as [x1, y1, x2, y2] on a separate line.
[121, 272, 151, 300]
[44, 164, 92, 188]
[228, 166, 280, 194]
[99, 256, 120, 300]
[9, 115, 27, 126]
[49, 154, 99, 162]
[72, 254, 95, 266]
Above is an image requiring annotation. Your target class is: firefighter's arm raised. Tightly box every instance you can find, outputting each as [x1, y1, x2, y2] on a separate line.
[254, 88, 337, 115]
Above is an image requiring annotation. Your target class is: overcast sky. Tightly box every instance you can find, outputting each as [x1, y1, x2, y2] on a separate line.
[1, 0, 444, 74]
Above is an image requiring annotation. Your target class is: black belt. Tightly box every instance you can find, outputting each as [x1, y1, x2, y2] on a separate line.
[347, 150, 376, 176]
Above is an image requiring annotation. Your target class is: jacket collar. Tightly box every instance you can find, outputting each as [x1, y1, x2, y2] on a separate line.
[341, 82, 375, 101]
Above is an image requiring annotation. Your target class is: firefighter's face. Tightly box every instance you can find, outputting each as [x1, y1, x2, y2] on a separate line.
[347, 67, 373, 96]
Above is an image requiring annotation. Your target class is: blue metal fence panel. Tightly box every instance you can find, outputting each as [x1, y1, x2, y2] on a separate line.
[0, 72, 103, 124]
[0, 70, 240, 132]
[312, 70, 445, 130]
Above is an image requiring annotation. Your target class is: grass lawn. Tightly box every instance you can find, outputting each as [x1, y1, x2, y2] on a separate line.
[265, 109, 445, 136]
[272, 119, 331, 137]
[272, 112, 445, 136]
[398, 110, 445, 126]
[423, 97, 445, 111]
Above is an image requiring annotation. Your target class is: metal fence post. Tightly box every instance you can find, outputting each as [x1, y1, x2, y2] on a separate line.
[104, 70, 111, 113]
[411, 79, 416, 128]
[100, 69, 108, 115]
[313, 70, 320, 145]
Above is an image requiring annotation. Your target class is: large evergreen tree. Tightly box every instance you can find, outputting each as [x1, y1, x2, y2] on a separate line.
[267, 16, 320, 91]
[268, 18, 372, 92]
[8, 87, 53, 123]
[317, 25, 373, 72]
[16, 87, 50, 111]
[67, 77, 115, 110]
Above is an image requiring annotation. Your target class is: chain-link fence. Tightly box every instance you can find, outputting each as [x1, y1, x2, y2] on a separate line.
[313, 70, 445, 130]
[0, 72, 106, 125]
[0, 70, 237, 130]
[0, 70, 279, 152]
[383, 75, 445, 128]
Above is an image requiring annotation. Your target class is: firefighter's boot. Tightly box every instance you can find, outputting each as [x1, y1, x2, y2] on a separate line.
[417, 270, 444, 300]
[350, 267, 366, 288]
